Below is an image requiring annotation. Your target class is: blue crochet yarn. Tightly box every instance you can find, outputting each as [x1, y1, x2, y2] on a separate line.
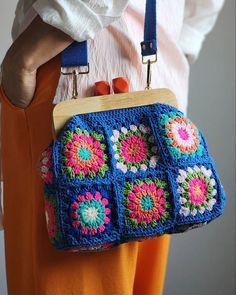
[40, 103, 226, 252]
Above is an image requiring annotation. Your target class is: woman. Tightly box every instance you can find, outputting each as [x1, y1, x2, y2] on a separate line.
[0, 1, 224, 294]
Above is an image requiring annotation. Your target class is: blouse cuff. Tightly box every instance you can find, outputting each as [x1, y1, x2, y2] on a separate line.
[33, 0, 125, 42]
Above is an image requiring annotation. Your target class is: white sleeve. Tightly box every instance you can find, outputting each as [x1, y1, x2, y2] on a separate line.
[33, 0, 129, 41]
[179, 0, 225, 63]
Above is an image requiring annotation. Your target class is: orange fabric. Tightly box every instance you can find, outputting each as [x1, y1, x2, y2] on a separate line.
[0, 56, 171, 295]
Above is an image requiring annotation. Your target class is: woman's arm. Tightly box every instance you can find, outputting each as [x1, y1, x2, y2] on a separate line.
[2, 0, 129, 109]
[1, 15, 73, 108]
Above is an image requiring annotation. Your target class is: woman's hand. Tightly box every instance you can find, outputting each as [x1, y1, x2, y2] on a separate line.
[1, 15, 73, 108]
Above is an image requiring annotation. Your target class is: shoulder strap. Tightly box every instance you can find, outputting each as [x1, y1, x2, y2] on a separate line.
[61, 0, 157, 68]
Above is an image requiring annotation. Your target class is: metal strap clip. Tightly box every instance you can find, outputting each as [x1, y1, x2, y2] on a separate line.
[61, 64, 90, 98]
[142, 55, 157, 90]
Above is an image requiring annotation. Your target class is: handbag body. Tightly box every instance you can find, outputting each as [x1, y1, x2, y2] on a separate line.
[39, 0, 226, 252]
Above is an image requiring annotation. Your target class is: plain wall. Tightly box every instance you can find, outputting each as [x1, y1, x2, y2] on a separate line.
[0, 1, 235, 295]
[164, 1, 235, 294]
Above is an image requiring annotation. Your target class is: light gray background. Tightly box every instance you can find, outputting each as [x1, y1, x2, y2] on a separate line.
[0, 1, 235, 295]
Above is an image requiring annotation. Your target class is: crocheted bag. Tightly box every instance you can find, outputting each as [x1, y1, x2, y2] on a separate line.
[39, 103, 225, 252]
[39, 0, 226, 252]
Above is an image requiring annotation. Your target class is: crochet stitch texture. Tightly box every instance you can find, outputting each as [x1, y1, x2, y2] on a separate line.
[40, 103, 226, 252]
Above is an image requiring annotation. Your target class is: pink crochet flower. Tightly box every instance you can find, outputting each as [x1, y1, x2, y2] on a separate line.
[121, 135, 148, 163]
[160, 112, 204, 159]
[62, 129, 108, 179]
[123, 178, 170, 228]
[188, 178, 208, 205]
[111, 124, 159, 174]
[167, 117, 199, 150]
[70, 191, 111, 236]
[177, 166, 217, 217]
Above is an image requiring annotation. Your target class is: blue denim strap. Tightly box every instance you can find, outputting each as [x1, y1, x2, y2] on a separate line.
[61, 40, 88, 67]
[61, 0, 157, 67]
[140, 0, 157, 57]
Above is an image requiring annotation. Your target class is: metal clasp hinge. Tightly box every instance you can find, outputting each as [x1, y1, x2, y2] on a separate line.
[61, 64, 90, 98]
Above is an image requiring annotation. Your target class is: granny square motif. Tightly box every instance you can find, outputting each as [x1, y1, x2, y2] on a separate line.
[40, 103, 226, 252]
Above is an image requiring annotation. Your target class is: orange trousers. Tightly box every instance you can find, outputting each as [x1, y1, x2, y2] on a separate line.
[0, 56, 171, 295]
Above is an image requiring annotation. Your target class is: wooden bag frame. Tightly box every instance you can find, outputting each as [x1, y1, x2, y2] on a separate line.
[53, 88, 177, 137]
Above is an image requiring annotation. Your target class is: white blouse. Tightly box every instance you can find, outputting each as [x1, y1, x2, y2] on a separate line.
[0, 0, 224, 230]
[12, 0, 225, 62]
